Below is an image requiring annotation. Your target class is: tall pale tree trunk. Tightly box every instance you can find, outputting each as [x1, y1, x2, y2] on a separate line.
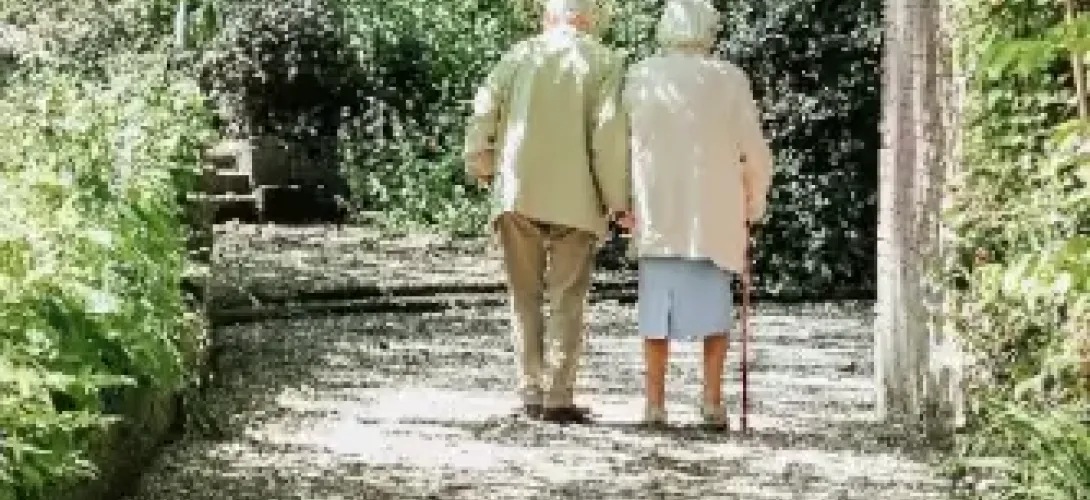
[1065, 0, 1089, 120]
[876, 0, 966, 437]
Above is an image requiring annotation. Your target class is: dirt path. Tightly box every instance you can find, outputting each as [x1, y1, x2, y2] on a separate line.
[124, 225, 952, 500]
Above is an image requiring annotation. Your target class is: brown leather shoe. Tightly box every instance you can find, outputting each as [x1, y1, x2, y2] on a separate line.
[521, 403, 544, 419]
[542, 405, 593, 424]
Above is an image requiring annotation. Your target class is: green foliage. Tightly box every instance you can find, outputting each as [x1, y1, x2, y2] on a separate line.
[334, 0, 538, 235]
[947, 0, 1090, 497]
[713, 0, 881, 295]
[962, 400, 1090, 500]
[0, 0, 187, 68]
[197, 0, 364, 139]
[984, 14, 1090, 77]
[0, 6, 216, 495]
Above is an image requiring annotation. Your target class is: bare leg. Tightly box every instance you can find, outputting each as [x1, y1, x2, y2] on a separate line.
[702, 334, 729, 407]
[644, 338, 670, 409]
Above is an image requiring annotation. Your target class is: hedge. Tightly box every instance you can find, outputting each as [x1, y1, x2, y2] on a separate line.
[945, 0, 1090, 497]
[0, 2, 218, 496]
[710, 0, 881, 296]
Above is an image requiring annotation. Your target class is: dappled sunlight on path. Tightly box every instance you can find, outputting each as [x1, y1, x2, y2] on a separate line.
[123, 226, 950, 500]
[125, 304, 949, 500]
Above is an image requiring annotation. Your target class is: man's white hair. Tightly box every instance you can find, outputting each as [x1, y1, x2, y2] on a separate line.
[542, 0, 598, 20]
[656, 0, 720, 48]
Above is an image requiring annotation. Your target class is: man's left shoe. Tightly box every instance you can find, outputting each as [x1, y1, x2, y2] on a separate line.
[521, 403, 544, 419]
[701, 402, 729, 432]
[541, 405, 593, 424]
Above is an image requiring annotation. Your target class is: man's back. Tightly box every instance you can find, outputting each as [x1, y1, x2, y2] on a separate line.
[464, 27, 628, 239]
[502, 30, 614, 155]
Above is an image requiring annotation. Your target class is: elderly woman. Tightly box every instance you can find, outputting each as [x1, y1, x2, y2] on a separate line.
[620, 0, 773, 429]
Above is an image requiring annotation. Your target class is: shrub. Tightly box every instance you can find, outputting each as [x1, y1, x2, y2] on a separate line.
[0, 0, 182, 69]
[946, 0, 1090, 497]
[712, 0, 881, 295]
[197, 0, 367, 140]
[0, 48, 215, 500]
[334, 0, 538, 235]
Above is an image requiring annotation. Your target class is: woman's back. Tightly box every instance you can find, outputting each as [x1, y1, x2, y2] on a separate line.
[623, 52, 772, 274]
[625, 53, 745, 165]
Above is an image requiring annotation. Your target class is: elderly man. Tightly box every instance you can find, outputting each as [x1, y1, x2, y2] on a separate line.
[463, 0, 629, 424]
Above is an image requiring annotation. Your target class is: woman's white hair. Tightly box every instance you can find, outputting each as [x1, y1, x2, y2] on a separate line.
[656, 0, 720, 48]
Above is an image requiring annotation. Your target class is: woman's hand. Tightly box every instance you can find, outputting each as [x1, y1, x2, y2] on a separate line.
[467, 151, 496, 186]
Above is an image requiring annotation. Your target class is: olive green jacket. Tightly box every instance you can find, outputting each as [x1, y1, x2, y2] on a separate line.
[463, 26, 629, 240]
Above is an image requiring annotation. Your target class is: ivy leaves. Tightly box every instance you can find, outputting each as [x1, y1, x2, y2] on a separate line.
[983, 13, 1090, 78]
[950, 1, 1090, 497]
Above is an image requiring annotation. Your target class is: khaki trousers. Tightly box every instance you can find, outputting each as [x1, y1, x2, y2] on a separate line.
[496, 212, 597, 409]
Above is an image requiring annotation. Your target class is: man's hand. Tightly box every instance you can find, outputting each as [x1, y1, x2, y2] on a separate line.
[614, 211, 635, 231]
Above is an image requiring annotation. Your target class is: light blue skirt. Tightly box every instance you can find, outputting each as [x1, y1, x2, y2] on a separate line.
[638, 257, 736, 340]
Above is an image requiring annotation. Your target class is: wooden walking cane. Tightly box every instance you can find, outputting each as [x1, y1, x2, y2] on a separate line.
[740, 222, 751, 432]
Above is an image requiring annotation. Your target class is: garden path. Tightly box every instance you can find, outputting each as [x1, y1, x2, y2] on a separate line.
[124, 225, 952, 500]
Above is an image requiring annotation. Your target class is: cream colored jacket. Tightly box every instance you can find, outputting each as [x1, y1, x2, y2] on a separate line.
[623, 51, 774, 274]
[463, 26, 629, 240]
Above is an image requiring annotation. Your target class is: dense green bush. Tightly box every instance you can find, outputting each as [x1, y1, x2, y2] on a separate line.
[334, 0, 538, 234]
[712, 0, 881, 295]
[946, 0, 1090, 497]
[0, 9, 217, 497]
[0, 0, 183, 70]
[197, 0, 365, 139]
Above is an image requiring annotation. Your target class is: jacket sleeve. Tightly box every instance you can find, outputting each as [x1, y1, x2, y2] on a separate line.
[589, 52, 631, 213]
[736, 72, 773, 223]
[463, 52, 516, 183]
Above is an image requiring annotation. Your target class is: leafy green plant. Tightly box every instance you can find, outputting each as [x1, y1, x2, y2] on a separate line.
[962, 400, 1090, 500]
[946, 1, 1090, 498]
[0, 42, 215, 499]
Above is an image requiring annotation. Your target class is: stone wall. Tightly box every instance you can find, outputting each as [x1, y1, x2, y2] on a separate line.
[41, 316, 213, 500]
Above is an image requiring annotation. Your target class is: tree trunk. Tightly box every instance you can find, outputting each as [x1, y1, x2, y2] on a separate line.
[1065, 0, 1088, 120]
[876, 0, 966, 438]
